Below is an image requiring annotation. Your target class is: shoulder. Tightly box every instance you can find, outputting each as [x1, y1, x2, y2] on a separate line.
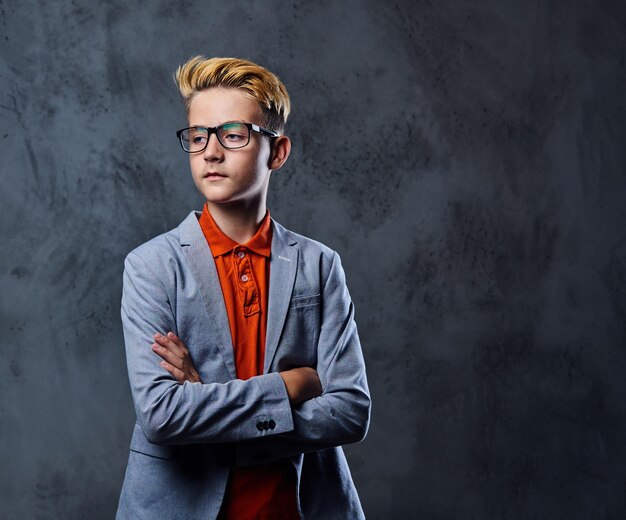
[127, 230, 178, 261]
[124, 211, 198, 271]
[126, 229, 181, 270]
[271, 219, 347, 287]
[271, 218, 337, 261]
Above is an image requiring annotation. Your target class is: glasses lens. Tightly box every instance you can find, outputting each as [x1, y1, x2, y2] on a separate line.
[181, 127, 208, 152]
[217, 123, 250, 149]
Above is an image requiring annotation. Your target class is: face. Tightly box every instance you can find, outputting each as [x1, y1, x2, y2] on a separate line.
[186, 87, 284, 208]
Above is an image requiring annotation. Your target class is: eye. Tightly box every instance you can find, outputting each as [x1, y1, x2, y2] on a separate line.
[185, 128, 208, 149]
[219, 123, 248, 143]
[191, 135, 207, 144]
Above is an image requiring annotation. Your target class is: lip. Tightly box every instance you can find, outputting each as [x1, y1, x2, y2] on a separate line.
[203, 172, 227, 180]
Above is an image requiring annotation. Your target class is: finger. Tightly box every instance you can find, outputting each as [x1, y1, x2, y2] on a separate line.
[152, 342, 184, 369]
[166, 332, 188, 353]
[153, 333, 185, 358]
[159, 360, 186, 384]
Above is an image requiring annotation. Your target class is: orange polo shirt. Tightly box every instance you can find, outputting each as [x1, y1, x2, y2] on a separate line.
[198, 205, 299, 520]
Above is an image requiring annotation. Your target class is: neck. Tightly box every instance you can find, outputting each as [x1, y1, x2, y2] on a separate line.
[206, 198, 267, 244]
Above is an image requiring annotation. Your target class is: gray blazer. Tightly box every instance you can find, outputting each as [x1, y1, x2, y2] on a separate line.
[116, 211, 371, 520]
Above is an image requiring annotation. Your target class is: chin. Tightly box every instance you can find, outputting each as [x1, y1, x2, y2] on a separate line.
[195, 183, 232, 202]
[201, 193, 235, 205]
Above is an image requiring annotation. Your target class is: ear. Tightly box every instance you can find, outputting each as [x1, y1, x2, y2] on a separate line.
[268, 135, 291, 171]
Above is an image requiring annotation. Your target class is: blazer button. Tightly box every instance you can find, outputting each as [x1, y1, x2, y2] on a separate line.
[268, 420, 276, 430]
[262, 420, 269, 430]
[256, 422, 264, 431]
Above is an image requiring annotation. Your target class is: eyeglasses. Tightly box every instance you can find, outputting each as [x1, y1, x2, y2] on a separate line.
[176, 122, 279, 153]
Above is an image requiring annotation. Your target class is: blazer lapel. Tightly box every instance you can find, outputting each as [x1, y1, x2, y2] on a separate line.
[264, 220, 298, 373]
[179, 211, 237, 380]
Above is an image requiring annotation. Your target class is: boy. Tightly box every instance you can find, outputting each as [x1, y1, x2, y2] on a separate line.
[116, 56, 370, 520]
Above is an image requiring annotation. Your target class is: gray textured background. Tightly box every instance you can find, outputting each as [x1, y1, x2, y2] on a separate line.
[1, 1, 626, 518]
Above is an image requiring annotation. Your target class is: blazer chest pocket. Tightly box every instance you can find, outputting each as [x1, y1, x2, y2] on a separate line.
[289, 293, 320, 309]
[277, 294, 321, 368]
[130, 422, 175, 460]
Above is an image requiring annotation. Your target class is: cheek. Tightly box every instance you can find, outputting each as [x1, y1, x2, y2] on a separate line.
[252, 145, 271, 171]
[189, 156, 203, 177]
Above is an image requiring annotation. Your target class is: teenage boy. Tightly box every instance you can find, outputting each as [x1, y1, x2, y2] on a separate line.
[116, 56, 370, 520]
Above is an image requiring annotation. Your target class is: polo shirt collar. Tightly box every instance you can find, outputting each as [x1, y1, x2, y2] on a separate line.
[199, 204, 272, 258]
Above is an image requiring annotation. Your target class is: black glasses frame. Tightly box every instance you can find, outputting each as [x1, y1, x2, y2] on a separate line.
[176, 122, 280, 153]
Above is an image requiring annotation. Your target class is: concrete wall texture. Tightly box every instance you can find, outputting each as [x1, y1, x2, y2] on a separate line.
[1, 1, 625, 518]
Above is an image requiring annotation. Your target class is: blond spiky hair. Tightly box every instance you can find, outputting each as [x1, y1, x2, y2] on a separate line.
[174, 56, 291, 132]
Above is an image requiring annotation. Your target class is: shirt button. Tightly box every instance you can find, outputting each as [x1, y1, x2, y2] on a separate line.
[237, 251, 245, 259]
[241, 274, 249, 282]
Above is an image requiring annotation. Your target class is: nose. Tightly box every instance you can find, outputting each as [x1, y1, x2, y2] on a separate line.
[202, 132, 224, 161]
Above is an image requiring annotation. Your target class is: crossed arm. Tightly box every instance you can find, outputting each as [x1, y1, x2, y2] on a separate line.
[123, 249, 370, 460]
[152, 331, 322, 405]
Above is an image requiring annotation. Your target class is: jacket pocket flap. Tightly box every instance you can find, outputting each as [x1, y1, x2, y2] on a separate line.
[290, 294, 320, 308]
[130, 422, 175, 460]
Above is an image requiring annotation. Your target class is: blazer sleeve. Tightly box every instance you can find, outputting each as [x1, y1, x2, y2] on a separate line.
[236, 251, 371, 465]
[122, 250, 294, 445]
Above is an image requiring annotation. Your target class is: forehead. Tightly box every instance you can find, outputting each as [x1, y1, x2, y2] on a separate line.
[188, 87, 263, 126]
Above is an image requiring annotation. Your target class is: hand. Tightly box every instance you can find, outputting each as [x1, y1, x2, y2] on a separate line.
[279, 367, 322, 405]
[152, 332, 202, 384]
